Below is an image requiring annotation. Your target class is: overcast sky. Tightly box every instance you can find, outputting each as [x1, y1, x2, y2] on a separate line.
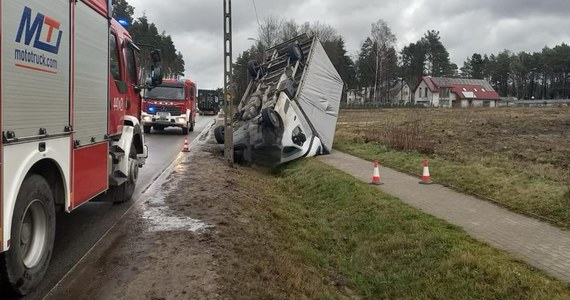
[128, 0, 570, 89]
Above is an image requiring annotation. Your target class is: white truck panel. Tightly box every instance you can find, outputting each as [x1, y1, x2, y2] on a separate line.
[2, 0, 71, 138]
[73, 1, 109, 146]
[295, 41, 343, 153]
[2, 137, 71, 250]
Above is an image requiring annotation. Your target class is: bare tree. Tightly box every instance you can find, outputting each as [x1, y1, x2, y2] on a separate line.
[370, 19, 397, 103]
[299, 21, 339, 43]
[257, 16, 286, 49]
[281, 19, 299, 41]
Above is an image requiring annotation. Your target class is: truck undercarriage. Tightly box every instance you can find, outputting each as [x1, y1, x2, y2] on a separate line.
[215, 34, 344, 166]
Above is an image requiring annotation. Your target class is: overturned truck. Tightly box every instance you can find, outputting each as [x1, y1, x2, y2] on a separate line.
[215, 34, 344, 166]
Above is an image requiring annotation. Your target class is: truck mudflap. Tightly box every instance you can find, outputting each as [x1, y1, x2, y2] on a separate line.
[124, 116, 147, 166]
[225, 34, 343, 166]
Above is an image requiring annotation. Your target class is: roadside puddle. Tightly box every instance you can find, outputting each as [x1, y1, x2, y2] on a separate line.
[141, 163, 213, 233]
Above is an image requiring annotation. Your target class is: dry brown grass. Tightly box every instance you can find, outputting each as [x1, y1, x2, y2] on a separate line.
[338, 107, 570, 169]
[335, 107, 570, 227]
[361, 117, 435, 155]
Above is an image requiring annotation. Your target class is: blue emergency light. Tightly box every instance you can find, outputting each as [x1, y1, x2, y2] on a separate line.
[117, 18, 129, 28]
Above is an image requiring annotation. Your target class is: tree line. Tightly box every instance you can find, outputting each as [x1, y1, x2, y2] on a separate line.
[235, 16, 570, 102]
[111, 1, 570, 101]
[461, 45, 570, 100]
[113, 0, 185, 80]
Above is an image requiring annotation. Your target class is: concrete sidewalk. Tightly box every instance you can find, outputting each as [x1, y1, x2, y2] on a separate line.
[318, 151, 570, 282]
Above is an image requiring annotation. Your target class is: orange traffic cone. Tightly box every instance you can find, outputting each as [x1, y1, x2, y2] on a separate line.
[370, 160, 383, 185]
[419, 160, 433, 184]
[182, 138, 190, 152]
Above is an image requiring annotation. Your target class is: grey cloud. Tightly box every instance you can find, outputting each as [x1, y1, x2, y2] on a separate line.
[128, 0, 570, 88]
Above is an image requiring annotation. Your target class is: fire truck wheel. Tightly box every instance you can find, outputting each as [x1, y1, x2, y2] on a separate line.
[143, 125, 151, 134]
[0, 175, 55, 296]
[261, 107, 280, 129]
[111, 145, 138, 204]
[214, 125, 225, 144]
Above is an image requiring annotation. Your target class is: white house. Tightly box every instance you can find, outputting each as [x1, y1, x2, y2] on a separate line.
[414, 76, 501, 108]
[347, 81, 412, 105]
[347, 87, 373, 104]
[389, 80, 412, 104]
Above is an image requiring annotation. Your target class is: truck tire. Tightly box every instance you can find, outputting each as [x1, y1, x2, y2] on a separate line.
[261, 107, 280, 129]
[214, 125, 225, 144]
[247, 60, 264, 78]
[110, 144, 138, 204]
[182, 126, 189, 135]
[143, 125, 151, 134]
[233, 144, 247, 164]
[287, 43, 304, 63]
[0, 175, 55, 296]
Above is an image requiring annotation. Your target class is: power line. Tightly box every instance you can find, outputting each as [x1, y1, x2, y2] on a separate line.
[251, 0, 261, 28]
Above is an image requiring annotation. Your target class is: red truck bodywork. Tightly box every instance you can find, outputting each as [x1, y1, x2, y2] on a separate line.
[0, 0, 155, 294]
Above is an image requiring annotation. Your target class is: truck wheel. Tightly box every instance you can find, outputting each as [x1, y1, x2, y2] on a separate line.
[143, 125, 151, 134]
[0, 175, 55, 296]
[261, 107, 280, 129]
[287, 43, 304, 62]
[214, 125, 225, 144]
[233, 144, 247, 164]
[110, 145, 138, 204]
[182, 126, 189, 135]
[247, 60, 265, 78]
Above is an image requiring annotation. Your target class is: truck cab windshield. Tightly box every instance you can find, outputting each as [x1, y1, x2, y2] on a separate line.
[144, 86, 185, 100]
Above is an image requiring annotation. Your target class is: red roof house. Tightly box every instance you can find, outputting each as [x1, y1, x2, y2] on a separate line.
[414, 76, 500, 107]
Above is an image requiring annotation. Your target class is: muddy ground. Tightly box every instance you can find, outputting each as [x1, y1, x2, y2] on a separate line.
[46, 128, 309, 300]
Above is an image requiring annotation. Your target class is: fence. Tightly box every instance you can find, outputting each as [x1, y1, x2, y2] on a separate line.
[340, 102, 426, 109]
[512, 99, 570, 107]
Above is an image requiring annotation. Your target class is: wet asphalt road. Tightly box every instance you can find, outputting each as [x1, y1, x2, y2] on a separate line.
[14, 115, 215, 300]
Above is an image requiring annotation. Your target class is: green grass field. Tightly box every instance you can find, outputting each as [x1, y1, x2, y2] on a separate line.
[235, 159, 570, 299]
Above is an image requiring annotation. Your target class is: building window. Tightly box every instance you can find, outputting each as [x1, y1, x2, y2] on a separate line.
[439, 87, 450, 98]
[483, 100, 491, 107]
[425, 87, 428, 97]
[419, 87, 422, 98]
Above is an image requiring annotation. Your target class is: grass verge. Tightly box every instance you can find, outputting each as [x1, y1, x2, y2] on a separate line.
[334, 135, 569, 227]
[334, 108, 570, 228]
[236, 159, 570, 299]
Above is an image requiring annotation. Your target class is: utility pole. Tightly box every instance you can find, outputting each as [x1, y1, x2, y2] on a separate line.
[223, 0, 234, 167]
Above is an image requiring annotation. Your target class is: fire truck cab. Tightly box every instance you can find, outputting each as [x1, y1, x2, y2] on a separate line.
[0, 0, 161, 295]
[141, 79, 197, 135]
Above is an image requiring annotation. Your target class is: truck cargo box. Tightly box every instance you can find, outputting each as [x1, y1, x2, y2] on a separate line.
[216, 34, 343, 166]
[197, 89, 221, 115]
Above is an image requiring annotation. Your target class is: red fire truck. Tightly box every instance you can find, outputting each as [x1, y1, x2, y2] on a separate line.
[0, 0, 162, 295]
[141, 79, 197, 134]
